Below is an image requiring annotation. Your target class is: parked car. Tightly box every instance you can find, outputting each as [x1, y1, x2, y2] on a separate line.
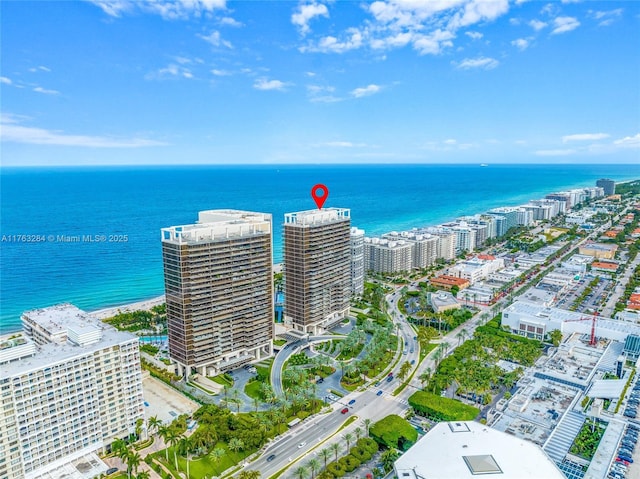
[106, 468, 118, 475]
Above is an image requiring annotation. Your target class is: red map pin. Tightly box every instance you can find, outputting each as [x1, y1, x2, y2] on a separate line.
[311, 184, 329, 210]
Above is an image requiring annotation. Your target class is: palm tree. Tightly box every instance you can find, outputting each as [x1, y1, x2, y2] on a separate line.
[330, 442, 340, 461]
[363, 418, 372, 437]
[135, 471, 150, 479]
[344, 432, 354, 450]
[147, 415, 162, 437]
[157, 425, 171, 463]
[293, 465, 308, 479]
[125, 450, 141, 479]
[380, 449, 400, 472]
[419, 367, 432, 388]
[354, 426, 362, 441]
[307, 458, 320, 479]
[238, 471, 261, 479]
[167, 431, 182, 471]
[318, 448, 331, 468]
[179, 436, 192, 479]
[228, 437, 244, 454]
[110, 438, 127, 458]
[208, 447, 225, 469]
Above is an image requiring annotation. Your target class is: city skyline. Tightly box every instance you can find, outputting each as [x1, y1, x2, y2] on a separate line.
[1, 0, 639, 166]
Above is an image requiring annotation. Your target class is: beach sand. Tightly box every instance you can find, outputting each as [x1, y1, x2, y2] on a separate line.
[88, 295, 165, 320]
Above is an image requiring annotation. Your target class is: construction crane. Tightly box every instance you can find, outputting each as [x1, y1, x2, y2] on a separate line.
[564, 311, 598, 346]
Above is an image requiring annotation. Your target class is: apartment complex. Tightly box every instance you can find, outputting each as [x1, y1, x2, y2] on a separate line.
[283, 208, 351, 334]
[597, 178, 616, 196]
[161, 210, 273, 376]
[0, 304, 144, 479]
[350, 227, 365, 296]
[364, 237, 413, 274]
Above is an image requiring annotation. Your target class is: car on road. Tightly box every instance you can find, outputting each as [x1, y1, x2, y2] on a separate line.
[341, 408, 349, 414]
[267, 454, 276, 462]
[348, 399, 356, 405]
[387, 372, 393, 377]
[298, 442, 306, 448]
[411, 360, 415, 365]
[386, 376, 393, 382]
[377, 390, 383, 396]
[316, 378, 324, 384]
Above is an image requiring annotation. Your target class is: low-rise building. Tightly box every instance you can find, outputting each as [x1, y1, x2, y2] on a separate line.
[430, 291, 461, 313]
[394, 421, 564, 479]
[0, 304, 144, 479]
[430, 275, 470, 291]
[579, 242, 618, 260]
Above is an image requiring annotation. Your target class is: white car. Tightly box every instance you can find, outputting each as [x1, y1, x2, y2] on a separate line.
[298, 442, 306, 448]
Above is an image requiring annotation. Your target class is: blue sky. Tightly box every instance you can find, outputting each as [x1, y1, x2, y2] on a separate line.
[1, 0, 639, 166]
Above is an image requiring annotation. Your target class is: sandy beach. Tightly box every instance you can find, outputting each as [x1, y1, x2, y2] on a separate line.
[89, 295, 166, 320]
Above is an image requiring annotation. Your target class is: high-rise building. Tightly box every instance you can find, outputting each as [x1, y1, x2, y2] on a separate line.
[283, 208, 351, 334]
[424, 228, 456, 261]
[383, 231, 439, 269]
[596, 178, 615, 196]
[363, 237, 413, 274]
[488, 207, 519, 234]
[161, 210, 273, 377]
[0, 304, 144, 479]
[350, 227, 365, 297]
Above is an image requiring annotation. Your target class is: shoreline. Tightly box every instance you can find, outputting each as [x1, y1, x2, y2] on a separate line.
[88, 295, 166, 320]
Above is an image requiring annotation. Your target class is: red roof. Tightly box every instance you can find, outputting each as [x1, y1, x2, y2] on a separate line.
[477, 254, 496, 261]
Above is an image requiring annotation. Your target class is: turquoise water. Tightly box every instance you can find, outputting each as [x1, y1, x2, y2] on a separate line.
[1, 163, 638, 333]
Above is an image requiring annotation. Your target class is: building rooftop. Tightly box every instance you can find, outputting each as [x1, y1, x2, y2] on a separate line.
[395, 421, 564, 479]
[580, 242, 618, 252]
[1, 305, 138, 377]
[283, 207, 350, 227]
[161, 209, 271, 244]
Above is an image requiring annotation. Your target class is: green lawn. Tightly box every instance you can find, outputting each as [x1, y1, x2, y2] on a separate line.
[209, 374, 233, 387]
[157, 442, 251, 478]
[273, 339, 287, 346]
[244, 380, 262, 400]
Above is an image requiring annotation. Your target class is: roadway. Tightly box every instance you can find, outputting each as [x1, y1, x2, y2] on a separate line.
[270, 335, 346, 397]
[253, 226, 614, 477]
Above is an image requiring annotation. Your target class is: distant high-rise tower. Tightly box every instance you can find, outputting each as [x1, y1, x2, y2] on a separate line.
[161, 210, 273, 377]
[350, 227, 365, 296]
[596, 178, 615, 196]
[283, 208, 351, 334]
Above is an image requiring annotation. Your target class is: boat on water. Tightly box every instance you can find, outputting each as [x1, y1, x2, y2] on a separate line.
[480, 163, 489, 167]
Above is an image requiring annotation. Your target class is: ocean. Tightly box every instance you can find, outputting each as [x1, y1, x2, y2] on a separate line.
[1, 163, 638, 333]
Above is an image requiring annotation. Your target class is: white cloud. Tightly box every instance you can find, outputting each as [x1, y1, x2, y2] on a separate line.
[511, 37, 531, 50]
[0, 116, 167, 148]
[89, 0, 226, 20]
[351, 84, 381, 98]
[292, 2, 329, 35]
[535, 149, 577, 156]
[308, 28, 364, 53]
[465, 31, 483, 40]
[219, 16, 242, 27]
[253, 78, 289, 91]
[613, 133, 640, 148]
[412, 29, 455, 55]
[300, 0, 512, 56]
[321, 141, 368, 148]
[591, 8, 623, 27]
[448, 0, 509, 29]
[211, 69, 231, 76]
[444, 139, 457, 145]
[551, 16, 580, 34]
[562, 133, 610, 143]
[33, 86, 60, 95]
[454, 56, 499, 70]
[197, 30, 232, 48]
[529, 19, 547, 30]
[0, 77, 12, 85]
[146, 64, 193, 80]
[307, 85, 335, 94]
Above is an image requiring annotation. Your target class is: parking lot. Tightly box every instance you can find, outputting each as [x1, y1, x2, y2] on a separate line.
[142, 375, 199, 424]
[556, 274, 614, 314]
